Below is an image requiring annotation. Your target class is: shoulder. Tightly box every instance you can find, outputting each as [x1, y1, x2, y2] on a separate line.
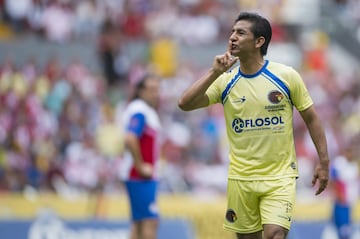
[216, 66, 241, 84]
[227, 65, 240, 76]
[124, 99, 161, 129]
[126, 99, 147, 111]
[266, 61, 303, 85]
[332, 155, 348, 170]
[267, 61, 299, 75]
[123, 99, 149, 119]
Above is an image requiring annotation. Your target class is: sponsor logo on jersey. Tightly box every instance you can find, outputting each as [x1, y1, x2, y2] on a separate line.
[232, 116, 284, 133]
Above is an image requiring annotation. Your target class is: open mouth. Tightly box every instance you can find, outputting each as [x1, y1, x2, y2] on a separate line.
[230, 43, 238, 51]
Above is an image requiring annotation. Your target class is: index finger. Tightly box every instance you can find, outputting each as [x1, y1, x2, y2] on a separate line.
[225, 51, 238, 65]
[315, 180, 328, 195]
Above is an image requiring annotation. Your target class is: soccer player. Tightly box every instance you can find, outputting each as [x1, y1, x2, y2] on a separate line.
[121, 74, 162, 239]
[330, 143, 359, 239]
[178, 12, 329, 239]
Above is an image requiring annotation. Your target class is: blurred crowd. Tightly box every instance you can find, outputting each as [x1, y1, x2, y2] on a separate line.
[332, 0, 360, 36]
[0, 0, 239, 43]
[0, 0, 359, 200]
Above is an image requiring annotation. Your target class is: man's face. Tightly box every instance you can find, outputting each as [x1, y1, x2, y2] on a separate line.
[140, 77, 160, 108]
[228, 20, 258, 57]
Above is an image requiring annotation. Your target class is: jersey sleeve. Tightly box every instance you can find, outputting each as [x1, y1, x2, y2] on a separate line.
[288, 67, 313, 111]
[127, 113, 146, 137]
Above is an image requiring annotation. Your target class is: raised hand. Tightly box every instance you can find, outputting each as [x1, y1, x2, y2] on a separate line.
[212, 52, 239, 74]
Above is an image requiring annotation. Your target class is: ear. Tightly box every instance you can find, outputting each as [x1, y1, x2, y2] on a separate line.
[255, 36, 265, 49]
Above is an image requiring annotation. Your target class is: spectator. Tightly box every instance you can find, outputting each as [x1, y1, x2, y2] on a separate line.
[41, 1, 74, 43]
[4, 0, 33, 33]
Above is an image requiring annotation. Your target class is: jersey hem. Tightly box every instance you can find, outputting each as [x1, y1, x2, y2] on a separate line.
[227, 174, 298, 181]
[261, 220, 291, 230]
[223, 224, 262, 234]
[297, 102, 313, 112]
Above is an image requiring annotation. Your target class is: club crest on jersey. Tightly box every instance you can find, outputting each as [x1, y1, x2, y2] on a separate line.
[268, 90, 284, 104]
[226, 209, 237, 223]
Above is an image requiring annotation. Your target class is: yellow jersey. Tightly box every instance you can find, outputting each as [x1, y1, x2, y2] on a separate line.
[206, 60, 313, 180]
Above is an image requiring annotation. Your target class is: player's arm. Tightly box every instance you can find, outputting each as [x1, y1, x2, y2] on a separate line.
[299, 106, 329, 195]
[178, 52, 238, 111]
[125, 132, 143, 168]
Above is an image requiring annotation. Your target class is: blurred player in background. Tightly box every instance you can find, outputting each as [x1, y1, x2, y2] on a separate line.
[120, 74, 162, 239]
[330, 142, 359, 239]
[178, 12, 329, 239]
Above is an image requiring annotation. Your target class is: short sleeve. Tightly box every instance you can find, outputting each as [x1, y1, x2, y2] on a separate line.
[127, 113, 146, 137]
[288, 68, 313, 111]
[206, 73, 229, 105]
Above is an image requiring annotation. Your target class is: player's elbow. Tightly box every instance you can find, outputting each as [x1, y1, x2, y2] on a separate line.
[177, 98, 192, 111]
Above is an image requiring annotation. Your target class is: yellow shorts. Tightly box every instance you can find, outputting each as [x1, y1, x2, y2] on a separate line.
[223, 177, 296, 234]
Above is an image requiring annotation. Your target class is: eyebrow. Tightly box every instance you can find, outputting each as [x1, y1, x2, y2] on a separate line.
[232, 26, 249, 34]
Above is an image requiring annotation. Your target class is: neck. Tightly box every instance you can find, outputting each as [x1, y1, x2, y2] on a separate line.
[239, 55, 265, 75]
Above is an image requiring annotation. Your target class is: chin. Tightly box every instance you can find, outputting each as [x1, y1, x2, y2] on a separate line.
[231, 50, 239, 57]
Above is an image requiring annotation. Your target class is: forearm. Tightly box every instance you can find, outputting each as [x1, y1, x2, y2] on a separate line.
[299, 106, 329, 165]
[125, 133, 143, 167]
[178, 68, 222, 111]
[306, 115, 329, 165]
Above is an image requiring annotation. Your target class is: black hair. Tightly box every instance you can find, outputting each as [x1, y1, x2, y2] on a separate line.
[235, 12, 272, 56]
[131, 74, 154, 101]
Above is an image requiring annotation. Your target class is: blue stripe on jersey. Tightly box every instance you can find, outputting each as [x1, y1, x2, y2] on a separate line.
[127, 113, 146, 137]
[221, 69, 242, 104]
[240, 60, 269, 78]
[221, 61, 270, 104]
[262, 69, 293, 105]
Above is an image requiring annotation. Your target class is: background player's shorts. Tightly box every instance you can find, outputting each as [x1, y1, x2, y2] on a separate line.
[223, 177, 296, 234]
[332, 202, 351, 239]
[125, 180, 159, 221]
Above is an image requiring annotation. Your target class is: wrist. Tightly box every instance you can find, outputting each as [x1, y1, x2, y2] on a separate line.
[319, 158, 329, 167]
[209, 68, 223, 78]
